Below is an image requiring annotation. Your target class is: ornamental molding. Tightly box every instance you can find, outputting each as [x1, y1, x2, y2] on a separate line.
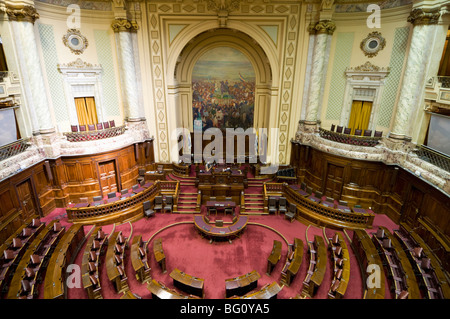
[111, 18, 139, 32]
[57, 58, 102, 74]
[360, 31, 386, 58]
[62, 29, 89, 55]
[308, 20, 336, 35]
[407, 8, 441, 25]
[346, 61, 390, 74]
[4, 5, 39, 23]
[206, 0, 241, 13]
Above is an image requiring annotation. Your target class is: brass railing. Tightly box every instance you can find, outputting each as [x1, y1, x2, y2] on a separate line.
[319, 127, 381, 147]
[0, 138, 32, 162]
[63, 125, 126, 142]
[414, 144, 450, 172]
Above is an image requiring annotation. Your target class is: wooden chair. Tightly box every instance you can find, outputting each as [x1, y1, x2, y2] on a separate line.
[120, 189, 128, 195]
[88, 124, 95, 131]
[80, 197, 89, 203]
[137, 169, 146, 184]
[278, 197, 287, 214]
[79, 125, 87, 132]
[103, 122, 110, 129]
[336, 126, 343, 134]
[143, 201, 155, 218]
[285, 203, 296, 222]
[96, 123, 103, 130]
[330, 124, 335, 132]
[109, 120, 115, 128]
[93, 196, 102, 202]
[374, 130, 383, 137]
[338, 200, 348, 206]
[268, 197, 278, 215]
[107, 191, 116, 199]
[163, 196, 173, 213]
[354, 129, 362, 136]
[71, 125, 78, 132]
[153, 196, 163, 213]
[343, 127, 351, 134]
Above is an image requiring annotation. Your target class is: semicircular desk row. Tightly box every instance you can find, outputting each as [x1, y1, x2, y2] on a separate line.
[193, 215, 249, 242]
[147, 268, 282, 299]
[284, 184, 375, 229]
[66, 181, 159, 225]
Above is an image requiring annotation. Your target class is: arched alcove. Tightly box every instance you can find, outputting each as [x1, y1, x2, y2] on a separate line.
[167, 28, 275, 163]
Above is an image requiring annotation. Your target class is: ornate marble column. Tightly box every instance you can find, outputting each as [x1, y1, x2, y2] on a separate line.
[6, 4, 55, 134]
[304, 20, 336, 128]
[112, 18, 143, 122]
[390, 8, 441, 140]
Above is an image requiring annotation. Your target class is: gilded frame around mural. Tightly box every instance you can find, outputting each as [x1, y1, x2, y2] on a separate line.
[360, 31, 386, 58]
[62, 29, 88, 55]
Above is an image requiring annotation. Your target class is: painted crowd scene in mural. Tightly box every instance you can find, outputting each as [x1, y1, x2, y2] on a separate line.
[192, 47, 255, 132]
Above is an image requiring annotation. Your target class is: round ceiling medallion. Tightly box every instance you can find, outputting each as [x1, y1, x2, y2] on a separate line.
[360, 31, 386, 58]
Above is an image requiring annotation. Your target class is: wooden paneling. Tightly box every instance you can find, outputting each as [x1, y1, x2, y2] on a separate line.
[291, 142, 450, 271]
[0, 140, 155, 243]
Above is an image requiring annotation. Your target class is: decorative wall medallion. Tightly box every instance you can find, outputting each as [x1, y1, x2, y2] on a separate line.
[360, 31, 386, 58]
[62, 29, 88, 55]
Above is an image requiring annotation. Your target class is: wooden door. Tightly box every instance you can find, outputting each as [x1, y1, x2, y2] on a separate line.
[401, 186, 423, 226]
[16, 179, 38, 219]
[98, 160, 118, 195]
[324, 163, 344, 199]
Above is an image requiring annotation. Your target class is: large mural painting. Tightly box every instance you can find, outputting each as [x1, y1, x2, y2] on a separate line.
[192, 47, 255, 132]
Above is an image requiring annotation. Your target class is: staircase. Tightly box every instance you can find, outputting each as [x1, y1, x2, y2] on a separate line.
[242, 192, 265, 215]
[241, 176, 274, 215]
[177, 192, 199, 213]
[166, 173, 199, 213]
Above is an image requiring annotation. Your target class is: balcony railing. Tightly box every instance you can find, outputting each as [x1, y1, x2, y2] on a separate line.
[437, 76, 450, 88]
[319, 128, 382, 147]
[414, 144, 450, 172]
[0, 138, 32, 162]
[63, 125, 126, 142]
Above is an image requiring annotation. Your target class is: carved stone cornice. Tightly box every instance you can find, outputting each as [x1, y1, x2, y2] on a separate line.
[5, 4, 39, 23]
[407, 8, 441, 26]
[111, 18, 139, 32]
[347, 61, 390, 73]
[206, 0, 241, 13]
[308, 20, 336, 35]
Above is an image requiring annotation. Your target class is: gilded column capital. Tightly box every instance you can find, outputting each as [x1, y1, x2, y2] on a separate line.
[5, 4, 39, 23]
[308, 20, 336, 35]
[111, 18, 139, 32]
[407, 8, 440, 26]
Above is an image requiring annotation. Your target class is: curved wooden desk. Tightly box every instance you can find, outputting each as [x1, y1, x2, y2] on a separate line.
[153, 237, 166, 273]
[193, 215, 248, 242]
[229, 281, 282, 299]
[302, 235, 327, 298]
[147, 279, 200, 299]
[267, 240, 282, 275]
[352, 229, 385, 299]
[170, 268, 205, 298]
[284, 184, 374, 229]
[281, 238, 303, 286]
[225, 270, 261, 298]
[327, 232, 350, 299]
[44, 224, 84, 299]
[131, 235, 151, 283]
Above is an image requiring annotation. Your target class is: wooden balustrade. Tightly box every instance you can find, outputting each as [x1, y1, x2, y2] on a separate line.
[172, 163, 190, 177]
[63, 125, 126, 142]
[66, 181, 161, 225]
